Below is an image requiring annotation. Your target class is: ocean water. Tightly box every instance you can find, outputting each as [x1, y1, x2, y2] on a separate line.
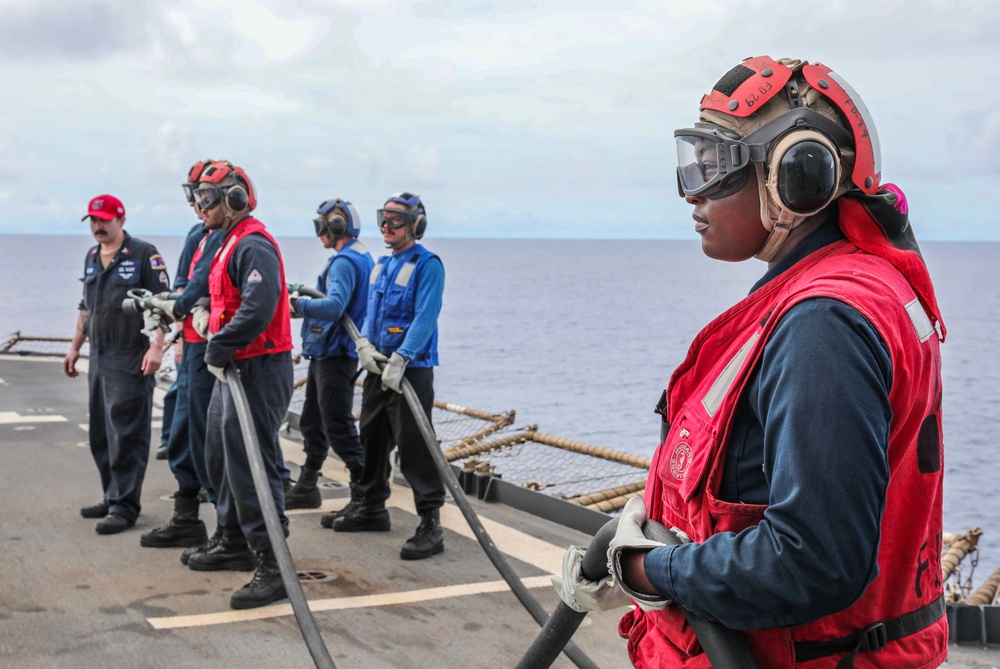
[2, 233, 998, 576]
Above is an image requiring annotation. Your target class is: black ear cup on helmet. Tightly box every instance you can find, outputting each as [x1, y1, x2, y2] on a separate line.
[227, 187, 249, 212]
[777, 140, 838, 213]
[327, 212, 348, 236]
[412, 211, 427, 239]
[767, 130, 841, 215]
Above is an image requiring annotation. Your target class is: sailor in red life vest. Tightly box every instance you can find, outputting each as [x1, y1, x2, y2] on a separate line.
[554, 57, 948, 668]
[184, 160, 295, 611]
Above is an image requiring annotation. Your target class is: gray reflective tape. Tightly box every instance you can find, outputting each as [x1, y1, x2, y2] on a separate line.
[353, 241, 369, 255]
[394, 262, 417, 287]
[369, 263, 383, 285]
[702, 333, 759, 416]
[905, 298, 935, 343]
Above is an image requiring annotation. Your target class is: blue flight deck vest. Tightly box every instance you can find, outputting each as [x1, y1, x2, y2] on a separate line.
[367, 243, 439, 368]
[301, 239, 374, 360]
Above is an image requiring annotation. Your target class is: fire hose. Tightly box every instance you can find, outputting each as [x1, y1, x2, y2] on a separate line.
[514, 518, 760, 668]
[292, 282, 600, 669]
[224, 362, 337, 669]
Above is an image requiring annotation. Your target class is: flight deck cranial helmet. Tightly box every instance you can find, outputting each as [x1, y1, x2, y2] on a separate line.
[181, 159, 214, 205]
[674, 56, 882, 261]
[193, 160, 257, 216]
[314, 198, 361, 238]
[378, 192, 426, 240]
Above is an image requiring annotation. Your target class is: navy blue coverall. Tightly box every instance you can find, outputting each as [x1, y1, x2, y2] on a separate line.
[158, 223, 202, 452]
[165, 223, 224, 502]
[80, 232, 170, 522]
[204, 233, 293, 552]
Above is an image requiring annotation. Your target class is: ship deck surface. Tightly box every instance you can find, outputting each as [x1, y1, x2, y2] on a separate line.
[1, 356, 995, 668]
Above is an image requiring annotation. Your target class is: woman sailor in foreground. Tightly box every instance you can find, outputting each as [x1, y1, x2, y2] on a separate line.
[556, 56, 949, 668]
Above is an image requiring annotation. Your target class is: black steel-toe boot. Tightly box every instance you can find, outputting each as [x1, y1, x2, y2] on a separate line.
[284, 467, 322, 510]
[181, 525, 221, 565]
[320, 481, 363, 529]
[187, 527, 255, 571]
[140, 492, 208, 548]
[230, 550, 287, 610]
[332, 498, 391, 532]
[400, 509, 444, 560]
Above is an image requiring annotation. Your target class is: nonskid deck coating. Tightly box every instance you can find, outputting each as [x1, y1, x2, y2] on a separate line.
[0, 356, 995, 668]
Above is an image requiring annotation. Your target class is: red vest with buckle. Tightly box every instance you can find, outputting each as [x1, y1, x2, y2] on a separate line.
[208, 217, 293, 360]
[182, 236, 208, 344]
[621, 217, 947, 668]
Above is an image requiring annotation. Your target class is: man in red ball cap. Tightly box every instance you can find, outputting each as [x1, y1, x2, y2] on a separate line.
[64, 194, 171, 535]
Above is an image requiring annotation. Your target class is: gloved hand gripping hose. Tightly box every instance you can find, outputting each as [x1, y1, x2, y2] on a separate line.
[515, 517, 761, 669]
[334, 310, 601, 669]
[224, 362, 337, 669]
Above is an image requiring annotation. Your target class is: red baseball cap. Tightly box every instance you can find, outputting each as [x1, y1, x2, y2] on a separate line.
[82, 194, 126, 221]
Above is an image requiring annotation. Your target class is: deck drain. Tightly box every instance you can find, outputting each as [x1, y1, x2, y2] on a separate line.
[298, 570, 337, 584]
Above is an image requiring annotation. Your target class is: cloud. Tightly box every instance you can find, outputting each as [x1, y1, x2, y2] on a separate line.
[0, 0, 149, 60]
[1, 0, 998, 239]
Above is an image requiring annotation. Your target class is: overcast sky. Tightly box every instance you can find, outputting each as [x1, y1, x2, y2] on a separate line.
[1, 0, 997, 240]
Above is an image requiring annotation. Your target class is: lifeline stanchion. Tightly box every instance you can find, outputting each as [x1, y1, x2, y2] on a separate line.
[336, 312, 600, 669]
[515, 518, 760, 669]
[225, 362, 337, 669]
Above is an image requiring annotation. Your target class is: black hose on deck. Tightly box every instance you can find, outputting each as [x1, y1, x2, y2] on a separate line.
[225, 362, 337, 669]
[515, 519, 619, 669]
[334, 312, 600, 669]
[515, 516, 760, 669]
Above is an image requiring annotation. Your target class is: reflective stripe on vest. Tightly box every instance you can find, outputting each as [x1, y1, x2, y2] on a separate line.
[627, 238, 946, 668]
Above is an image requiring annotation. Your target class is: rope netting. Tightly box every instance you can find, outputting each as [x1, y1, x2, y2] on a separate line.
[446, 429, 650, 506]
[7, 331, 1000, 594]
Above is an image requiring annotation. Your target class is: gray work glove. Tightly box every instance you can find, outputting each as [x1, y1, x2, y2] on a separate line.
[608, 497, 687, 612]
[381, 351, 407, 393]
[150, 292, 181, 321]
[141, 310, 169, 339]
[207, 362, 228, 384]
[191, 298, 211, 341]
[355, 337, 387, 375]
[289, 293, 309, 319]
[551, 545, 631, 613]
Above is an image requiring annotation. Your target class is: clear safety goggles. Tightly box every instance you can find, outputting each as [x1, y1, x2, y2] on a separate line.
[192, 185, 224, 211]
[181, 183, 197, 205]
[675, 111, 855, 199]
[674, 124, 755, 199]
[377, 208, 413, 230]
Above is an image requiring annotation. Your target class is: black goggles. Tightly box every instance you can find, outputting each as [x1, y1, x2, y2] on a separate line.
[313, 217, 329, 237]
[377, 208, 412, 230]
[193, 186, 224, 211]
[181, 183, 197, 204]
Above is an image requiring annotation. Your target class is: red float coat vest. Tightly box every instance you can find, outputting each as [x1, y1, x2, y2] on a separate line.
[208, 217, 293, 361]
[182, 236, 208, 344]
[622, 203, 947, 668]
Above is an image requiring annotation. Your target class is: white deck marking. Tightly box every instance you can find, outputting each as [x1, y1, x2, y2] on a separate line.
[147, 576, 553, 629]
[146, 438, 571, 630]
[0, 411, 67, 424]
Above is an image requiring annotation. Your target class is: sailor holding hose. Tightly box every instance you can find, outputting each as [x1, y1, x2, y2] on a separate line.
[184, 160, 295, 610]
[332, 192, 448, 561]
[285, 198, 373, 519]
[556, 56, 949, 668]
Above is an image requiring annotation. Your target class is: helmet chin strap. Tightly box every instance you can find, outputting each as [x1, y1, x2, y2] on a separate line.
[753, 163, 806, 263]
